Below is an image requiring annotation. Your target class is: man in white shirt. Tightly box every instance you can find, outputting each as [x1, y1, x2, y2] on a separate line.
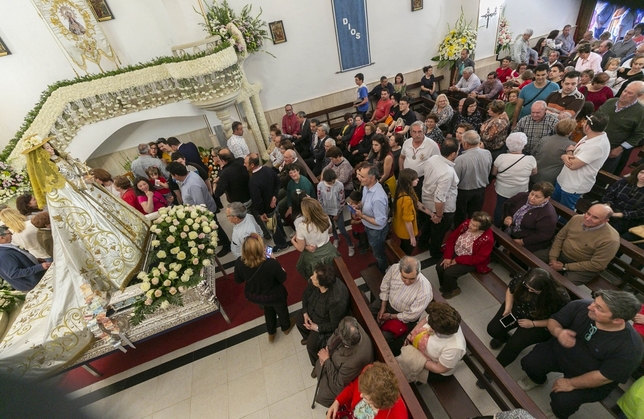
[448, 67, 481, 94]
[227, 121, 250, 159]
[399, 121, 440, 197]
[419, 139, 460, 260]
[227, 202, 263, 258]
[555, 113, 611, 211]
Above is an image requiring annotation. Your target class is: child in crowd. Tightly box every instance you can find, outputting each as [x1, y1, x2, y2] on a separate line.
[604, 57, 620, 89]
[144, 166, 173, 205]
[317, 170, 355, 257]
[504, 88, 520, 122]
[347, 190, 368, 255]
[30, 211, 53, 261]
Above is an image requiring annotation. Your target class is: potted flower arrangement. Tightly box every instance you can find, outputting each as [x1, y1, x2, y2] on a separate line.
[0, 161, 29, 205]
[431, 9, 478, 69]
[130, 205, 218, 325]
[496, 12, 513, 55]
[199, 0, 271, 55]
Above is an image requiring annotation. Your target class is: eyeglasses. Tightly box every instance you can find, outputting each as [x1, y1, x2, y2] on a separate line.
[523, 281, 541, 294]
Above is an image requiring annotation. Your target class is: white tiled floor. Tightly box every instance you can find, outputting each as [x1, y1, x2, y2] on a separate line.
[73, 260, 616, 419]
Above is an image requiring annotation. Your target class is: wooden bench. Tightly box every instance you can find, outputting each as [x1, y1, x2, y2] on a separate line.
[332, 257, 431, 419]
[577, 170, 622, 212]
[360, 241, 548, 418]
[294, 150, 320, 186]
[490, 226, 633, 417]
[358, 254, 482, 418]
[550, 200, 644, 295]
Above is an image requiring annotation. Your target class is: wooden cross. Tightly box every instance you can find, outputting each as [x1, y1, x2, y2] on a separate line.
[480, 7, 498, 29]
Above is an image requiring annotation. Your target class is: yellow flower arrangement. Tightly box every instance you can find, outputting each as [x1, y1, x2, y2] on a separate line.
[431, 10, 477, 69]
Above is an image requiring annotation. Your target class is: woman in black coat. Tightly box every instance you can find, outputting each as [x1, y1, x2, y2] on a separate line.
[234, 233, 294, 342]
[502, 182, 557, 252]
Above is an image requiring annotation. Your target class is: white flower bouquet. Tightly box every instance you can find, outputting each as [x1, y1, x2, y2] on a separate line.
[0, 282, 26, 313]
[496, 14, 513, 55]
[431, 9, 478, 69]
[130, 204, 219, 325]
[0, 161, 30, 204]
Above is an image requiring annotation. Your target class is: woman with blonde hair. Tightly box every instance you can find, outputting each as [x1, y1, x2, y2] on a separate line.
[0, 208, 50, 259]
[292, 197, 340, 279]
[234, 233, 294, 342]
[431, 93, 454, 131]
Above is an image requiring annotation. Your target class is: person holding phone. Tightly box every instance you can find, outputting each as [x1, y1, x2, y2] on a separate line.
[478, 268, 569, 387]
[234, 233, 294, 343]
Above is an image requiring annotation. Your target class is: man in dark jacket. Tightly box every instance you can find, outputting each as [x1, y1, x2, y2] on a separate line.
[314, 316, 374, 407]
[0, 227, 50, 292]
[245, 153, 289, 252]
[213, 148, 251, 205]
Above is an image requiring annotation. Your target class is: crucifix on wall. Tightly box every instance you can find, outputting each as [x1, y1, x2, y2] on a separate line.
[480, 7, 497, 29]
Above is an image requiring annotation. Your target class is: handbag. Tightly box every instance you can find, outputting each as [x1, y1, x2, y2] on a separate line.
[266, 212, 278, 233]
[628, 225, 644, 244]
[384, 115, 394, 125]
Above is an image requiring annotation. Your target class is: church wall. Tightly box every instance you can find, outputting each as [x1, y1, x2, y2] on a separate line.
[0, 0, 581, 156]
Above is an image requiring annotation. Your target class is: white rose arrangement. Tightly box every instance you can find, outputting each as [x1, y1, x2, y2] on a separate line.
[130, 204, 219, 325]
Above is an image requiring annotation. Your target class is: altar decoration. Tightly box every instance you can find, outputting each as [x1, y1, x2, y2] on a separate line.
[199, 0, 271, 55]
[0, 283, 25, 313]
[0, 161, 30, 205]
[495, 11, 513, 55]
[30, 0, 118, 72]
[130, 205, 219, 326]
[431, 9, 478, 69]
[3, 39, 237, 165]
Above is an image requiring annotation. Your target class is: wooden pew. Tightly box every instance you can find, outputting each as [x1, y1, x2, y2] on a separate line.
[490, 226, 632, 416]
[294, 150, 320, 187]
[550, 200, 644, 295]
[407, 76, 444, 112]
[577, 170, 622, 211]
[332, 257, 432, 419]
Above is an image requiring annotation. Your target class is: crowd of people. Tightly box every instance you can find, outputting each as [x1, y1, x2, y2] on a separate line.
[2, 21, 644, 419]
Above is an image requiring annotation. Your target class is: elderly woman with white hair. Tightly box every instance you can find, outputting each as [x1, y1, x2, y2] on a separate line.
[491, 132, 538, 225]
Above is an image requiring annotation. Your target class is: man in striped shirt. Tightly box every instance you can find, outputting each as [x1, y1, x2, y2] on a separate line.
[370, 256, 433, 355]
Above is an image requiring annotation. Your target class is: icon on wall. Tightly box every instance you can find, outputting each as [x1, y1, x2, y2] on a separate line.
[269, 20, 287, 44]
[89, 0, 115, 22]
[0, 37, 10, 57]
[412, 0, 423, 12]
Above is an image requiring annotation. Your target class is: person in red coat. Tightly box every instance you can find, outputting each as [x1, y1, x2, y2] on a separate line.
[436, 211, 494, 299]
[326, 362, 408, 419]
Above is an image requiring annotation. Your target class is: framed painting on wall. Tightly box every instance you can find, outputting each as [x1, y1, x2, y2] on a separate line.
[412, 0, 423, 12]
[0, 37, 10, 56]
[269, 21, 287, 44]
[89, 0, 114, 22]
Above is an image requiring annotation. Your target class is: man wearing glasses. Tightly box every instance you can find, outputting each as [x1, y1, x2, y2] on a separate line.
[0, 226, 51, 291]
[519, 290, 643, 419]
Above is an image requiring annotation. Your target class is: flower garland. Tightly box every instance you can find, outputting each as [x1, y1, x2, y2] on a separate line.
[3, 40, 237, 165]
[130, 205, 218, 326]
[0, 282, 26, 313]
[0, 161, 30, 205]
[431, 9, 478, 69]
[496, 11, 513, 55]
[199, 0, 271, 55]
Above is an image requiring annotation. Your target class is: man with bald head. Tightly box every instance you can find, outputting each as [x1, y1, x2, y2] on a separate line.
[535, 204, 619, 285]
[597, 81, 644, 175]
[513, 100, 558, 155]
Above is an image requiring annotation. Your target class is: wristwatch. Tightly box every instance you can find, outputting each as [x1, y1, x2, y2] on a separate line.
[562, 264, 567, 272]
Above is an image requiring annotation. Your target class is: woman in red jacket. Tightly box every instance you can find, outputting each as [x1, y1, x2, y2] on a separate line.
[436, 211, 494, 299]
[326, 362, 408, 419]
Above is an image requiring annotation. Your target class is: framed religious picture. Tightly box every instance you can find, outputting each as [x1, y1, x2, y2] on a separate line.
[89, 0, 115, 22]
[411, 0, 423, 11]
[269, 21, 286, 44]
[0, 37, 10, 57]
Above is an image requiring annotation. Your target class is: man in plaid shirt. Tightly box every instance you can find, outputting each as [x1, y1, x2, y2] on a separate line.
[513, 100, 558, 155]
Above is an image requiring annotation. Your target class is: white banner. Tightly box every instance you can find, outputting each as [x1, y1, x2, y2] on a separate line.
[32, 0, 118, 73]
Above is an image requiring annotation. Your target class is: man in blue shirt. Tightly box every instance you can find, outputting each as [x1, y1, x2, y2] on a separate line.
[355, 164, 389, 273]
[354, 73, 369, 119]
